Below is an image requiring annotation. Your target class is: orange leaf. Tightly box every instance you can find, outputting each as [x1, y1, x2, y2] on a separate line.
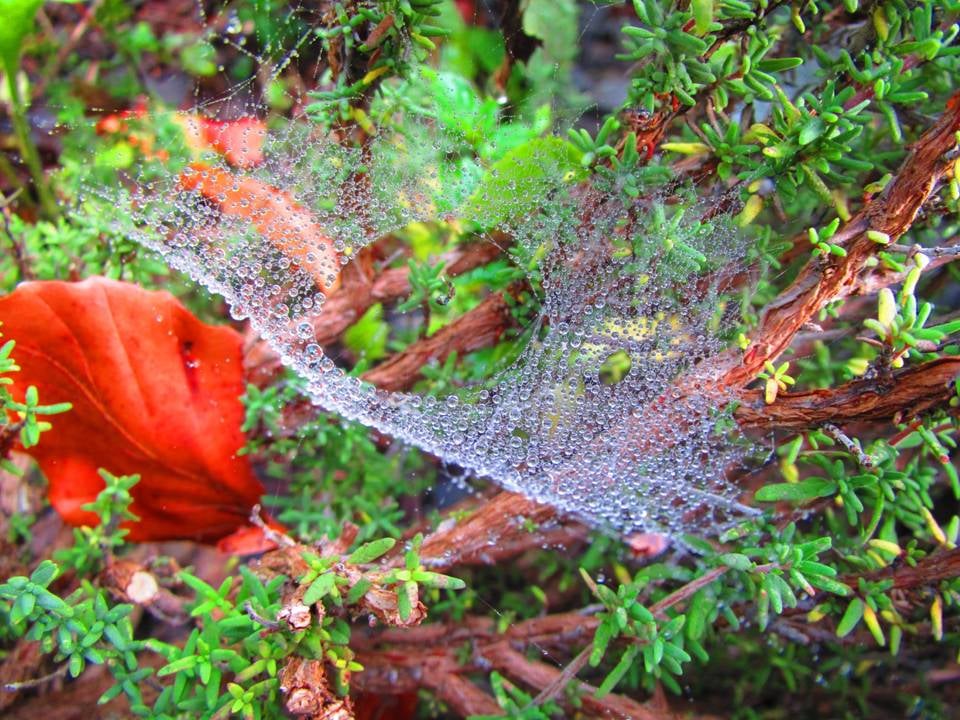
[200, 117, 267, 168]
[179, 162, 342, 294]
[0, 278, 265, 543]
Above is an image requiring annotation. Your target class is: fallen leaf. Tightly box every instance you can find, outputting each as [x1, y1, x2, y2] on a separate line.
[0, 278, 265, 543]
[216, 521, 283, 555]
[179, 162, 342, 294]
[199, 117, 267, 168]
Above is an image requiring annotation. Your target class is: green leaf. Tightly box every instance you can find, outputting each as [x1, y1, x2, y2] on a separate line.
[796, 560, 837, 578]
[347, 538, 396, 565]
[805, 574, 851, 596]
[719, 553, 753, 571]
[180, 40, 218, 77]
[797, 536, 832, 558]
[755, 478, 837, 502]
[798, 118, 825, 146]
[303, 572, 336, 605]
[179, 573, 220, 600]
[925, 319, 960, 337]
[346, 578, 372, 605]
[0, 0, 44, 74]
[29, 560, 58, 587]
[763, 575, 783, 614]
[461, 137, 585, 228]
[596, 645, 640, 697]
[397, 581, 413, 622]
[591, 616, 617, 666]
[523, 0, 579, 63]
[685, 590, 709, 640]
[836, 597, 864, 637]
[662, 640, 692, 665]
[757, 57, 804, 72]
[691, 0, 713, 34]
[411, 570, 466, 590]
[158, 655, 199, 677]
[35, 588, 73, 616]
[342, 304, 389, 362]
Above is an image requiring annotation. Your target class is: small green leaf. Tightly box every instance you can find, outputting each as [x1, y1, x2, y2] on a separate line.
[29, 560, 58, 587]
[35, 588, 73, 616]
[796, 560, 837, 578]
[596, 645, 640, 697]
[719, 553, 753, 571]
[685, 590, 709, 640]
[757, 57, 804, 72]
[411, 570, 466, 590]
[805, 574, 851, 596]
[836, 597, 864, 637]
[303, 572, 336, 606]
[346, 578, 372, 605]
[158, 655, 199, 677]
[591, 616, 617, 666]
[347, 538, 396, 565]
[755, 478, 837, 502]
[397, 581, 414, 621]
[691, 0, 713, 35]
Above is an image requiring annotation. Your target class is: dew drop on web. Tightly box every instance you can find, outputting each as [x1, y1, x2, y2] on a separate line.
[83, 10, 760, 537]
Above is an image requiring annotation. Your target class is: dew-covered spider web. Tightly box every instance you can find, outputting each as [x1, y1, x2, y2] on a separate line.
[82, 0, 760, 536]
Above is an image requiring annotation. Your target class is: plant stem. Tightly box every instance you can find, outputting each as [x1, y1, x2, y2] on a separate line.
[3, 65, 57, 218]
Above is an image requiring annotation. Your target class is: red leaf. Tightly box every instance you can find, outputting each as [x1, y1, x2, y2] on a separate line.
[0, 278, 265, 543]
[200, 117, 267, 168]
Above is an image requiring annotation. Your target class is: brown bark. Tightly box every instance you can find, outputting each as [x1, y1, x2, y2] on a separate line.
[871, 547, 960, 591]
[735, 357, 960, 431]
[414, 491, 563, 571]
[316, 240, 504, 349]
[422, 672, 502, 718]
[361, 289, 516, 392]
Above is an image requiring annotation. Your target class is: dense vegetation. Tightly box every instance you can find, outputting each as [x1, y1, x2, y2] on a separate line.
[1, 1, 960, 718]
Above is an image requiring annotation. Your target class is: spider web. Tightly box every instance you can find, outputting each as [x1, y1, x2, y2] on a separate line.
[86, 0, 759, 536]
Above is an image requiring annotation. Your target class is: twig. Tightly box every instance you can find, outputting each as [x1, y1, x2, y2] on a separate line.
[3, 663, 69, 692]
[0, 153, 25, 192]
[245, 600, 281, 631]
[483, 643, 668, 720]
[361, 287, 516, 391]
[527, 642, 593, 710]
[735, 357, 960, 431]
[3, 68, 57, 219]
[649, 566, 729, 618]
[822, 423, 875, 469]
[887, 242, 960, 257]
[249, 504, 297, 547]
[36, 0, 107, 98]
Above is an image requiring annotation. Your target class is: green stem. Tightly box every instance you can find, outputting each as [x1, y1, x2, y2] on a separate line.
[3, 64, 57, 218]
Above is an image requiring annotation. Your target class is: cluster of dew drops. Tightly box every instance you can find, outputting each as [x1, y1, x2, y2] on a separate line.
[102, 76, 758, 536]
